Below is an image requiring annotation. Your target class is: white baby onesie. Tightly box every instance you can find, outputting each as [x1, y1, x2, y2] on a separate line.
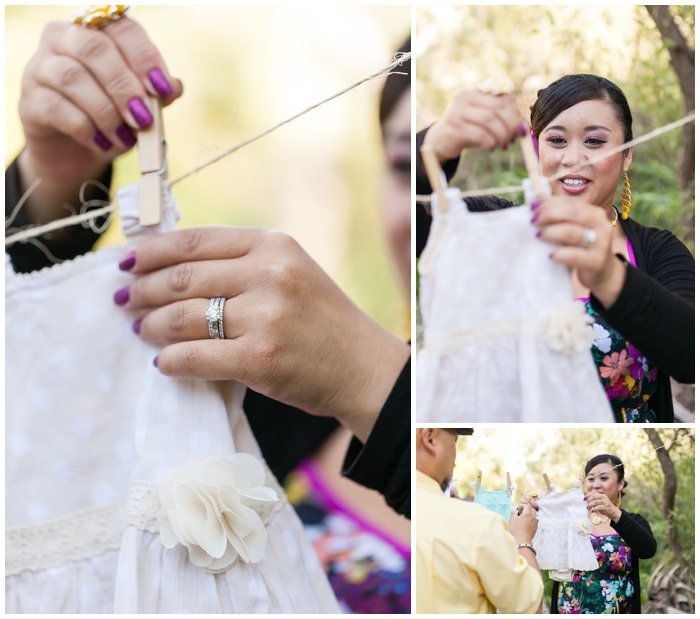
[417, 188, 613, 423]
[5, 183, 340, 613]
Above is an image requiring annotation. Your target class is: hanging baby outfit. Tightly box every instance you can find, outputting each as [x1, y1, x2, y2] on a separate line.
[417, 188, 613, 423]
[5, 183, 340, 613]
[472, 484, 514, 521]
[531, 482, 599, 581]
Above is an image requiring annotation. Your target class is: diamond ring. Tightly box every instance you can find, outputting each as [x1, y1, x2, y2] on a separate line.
[206, 297, 226, 340]
[581, 228, 597, 249]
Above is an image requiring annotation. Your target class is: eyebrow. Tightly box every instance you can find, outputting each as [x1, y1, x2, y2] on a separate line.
[544, 125, 613, 133]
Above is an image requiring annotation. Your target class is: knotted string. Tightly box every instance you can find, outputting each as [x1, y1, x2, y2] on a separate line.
[5, 53, 411, 249]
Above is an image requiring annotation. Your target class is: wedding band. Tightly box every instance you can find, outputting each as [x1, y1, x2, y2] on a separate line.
[73, 5, 130, 28]
[206, 297, 226, 340]
[581, 228, 597, 248]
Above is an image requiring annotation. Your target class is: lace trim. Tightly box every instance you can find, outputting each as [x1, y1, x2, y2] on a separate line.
[423, 314, 549, 355]
[6, 501, 126, 576]
[6, 464, 287, 576]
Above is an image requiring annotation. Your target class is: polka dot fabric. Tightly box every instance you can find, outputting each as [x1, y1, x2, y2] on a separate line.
[417, 188, 613, 423]
[5, 183, 339, 613]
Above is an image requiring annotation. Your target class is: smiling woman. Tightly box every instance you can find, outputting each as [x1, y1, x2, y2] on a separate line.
[416, 73, 694, 423]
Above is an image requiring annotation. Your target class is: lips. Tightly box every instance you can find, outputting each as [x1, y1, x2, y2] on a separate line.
[560, 176, 591, 195]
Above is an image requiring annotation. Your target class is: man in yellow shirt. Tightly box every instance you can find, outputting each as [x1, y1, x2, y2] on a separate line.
[416, 428, 544, 613]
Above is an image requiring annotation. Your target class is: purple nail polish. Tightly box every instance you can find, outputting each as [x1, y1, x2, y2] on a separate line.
[519, 122, 528, 137]
[129, 97, 153, 128]
[114, 286, 130, 305]
[119, 251, 136, 271]
[535, 230, 542, 238]
[153, 355, 159, 368]
[132, 319, 142, 334]
[116, 124, 137, 149]
[531, 214, 539, 224]
[530, 201, 541, 211]
[93, 131, 113, 151]
[148, 68, 172, 97]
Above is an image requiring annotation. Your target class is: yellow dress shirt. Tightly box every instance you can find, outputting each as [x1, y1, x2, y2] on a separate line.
[416, 470, 543, 614]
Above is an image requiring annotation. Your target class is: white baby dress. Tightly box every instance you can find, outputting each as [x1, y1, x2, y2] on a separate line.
[5, 183, 340, 613]
[417, 188, 613, 423]
[531, 483, 599, 581]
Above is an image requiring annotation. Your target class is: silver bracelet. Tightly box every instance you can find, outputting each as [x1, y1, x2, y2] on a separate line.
[517, 543, 536, 556]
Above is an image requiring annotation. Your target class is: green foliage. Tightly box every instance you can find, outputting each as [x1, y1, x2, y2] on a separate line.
[417, 5, 694, 253]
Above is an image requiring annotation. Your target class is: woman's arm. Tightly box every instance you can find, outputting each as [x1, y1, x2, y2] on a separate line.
[590, 229, 695, 383]
[611, 510, 657, 560]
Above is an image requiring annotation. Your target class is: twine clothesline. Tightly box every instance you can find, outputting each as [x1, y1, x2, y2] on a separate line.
[416, 111, 695, 204]
[4, 52, 412, 249]
[452, 430, 693, 494]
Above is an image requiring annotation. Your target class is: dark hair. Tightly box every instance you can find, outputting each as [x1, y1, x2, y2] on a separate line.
[585, 454, 628, 495]
[530, 74, 633, 145]
[379, 35, 411, 127]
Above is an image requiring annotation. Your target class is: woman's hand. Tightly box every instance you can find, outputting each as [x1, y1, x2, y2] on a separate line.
[517, 492, 541, 515]
[584, 490, 622, 524]
[532, 196, 627, 307]
[17, 16, 183, 222]
[117, 227, 410, 443]
[423, 89, 525, 163]
[509, 501, 538, 544]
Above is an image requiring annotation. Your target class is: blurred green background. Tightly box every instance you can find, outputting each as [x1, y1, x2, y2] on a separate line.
[416, 5, 694, 253]
[5, 5, 410, 338]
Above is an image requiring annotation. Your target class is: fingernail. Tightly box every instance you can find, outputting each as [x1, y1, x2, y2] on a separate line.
[132, 319, 142, 334]
[148, 68, 172, 97]
[119, 251, 136, 272]
[530, 214, 539, 224]
[535, 230, 542, 238]
[548, 252, 554, 260]
[501, 143, 508, 151]
[153, 355, 159, 368]
[129, 97, 153, 128]
[519, 122, 528, 137]
[530, 201, 541, 211]
[114, 286, 130, 305]
[116, 123, 137, 149]
[93, 131, 113, 151]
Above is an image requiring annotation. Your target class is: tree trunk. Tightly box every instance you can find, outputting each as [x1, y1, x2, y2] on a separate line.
[643, 429, 689, 572]
[645, 6, 695, 199]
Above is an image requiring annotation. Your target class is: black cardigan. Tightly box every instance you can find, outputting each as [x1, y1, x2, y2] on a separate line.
[416, 129, 695, 422]
[549, 511, 657, 614]
[5, 158, 409, 518]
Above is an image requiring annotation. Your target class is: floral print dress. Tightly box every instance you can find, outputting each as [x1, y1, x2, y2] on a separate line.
[284, 459, 411, 614]
[557, 534, 634, 614]
[585, 300, 659, 423]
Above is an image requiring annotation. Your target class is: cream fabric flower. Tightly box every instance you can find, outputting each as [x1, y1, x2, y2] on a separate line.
[575, 518, 593, 535]
[158, 454, 278, 573]
[546, 302, 594, 355]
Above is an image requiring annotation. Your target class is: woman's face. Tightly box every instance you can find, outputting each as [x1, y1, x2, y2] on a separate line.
[538, 99, 632, 211]
[381, 89, 411, 299]
[585, 461, 625, 504]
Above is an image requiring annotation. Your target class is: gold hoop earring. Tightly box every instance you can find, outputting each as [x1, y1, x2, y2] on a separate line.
[620, 173, 632, 220]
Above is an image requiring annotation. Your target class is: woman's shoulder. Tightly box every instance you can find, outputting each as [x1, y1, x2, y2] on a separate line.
[627, 218, 693, 260]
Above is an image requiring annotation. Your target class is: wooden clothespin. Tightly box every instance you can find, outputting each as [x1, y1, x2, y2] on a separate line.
[420, 144, 450, 213]
[506, 472, 512, 496]
[575, 464, 586, 488]
[137, 95, 166, 226]
[518, 120, 548, 202]
[476, 470, 482, 492]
